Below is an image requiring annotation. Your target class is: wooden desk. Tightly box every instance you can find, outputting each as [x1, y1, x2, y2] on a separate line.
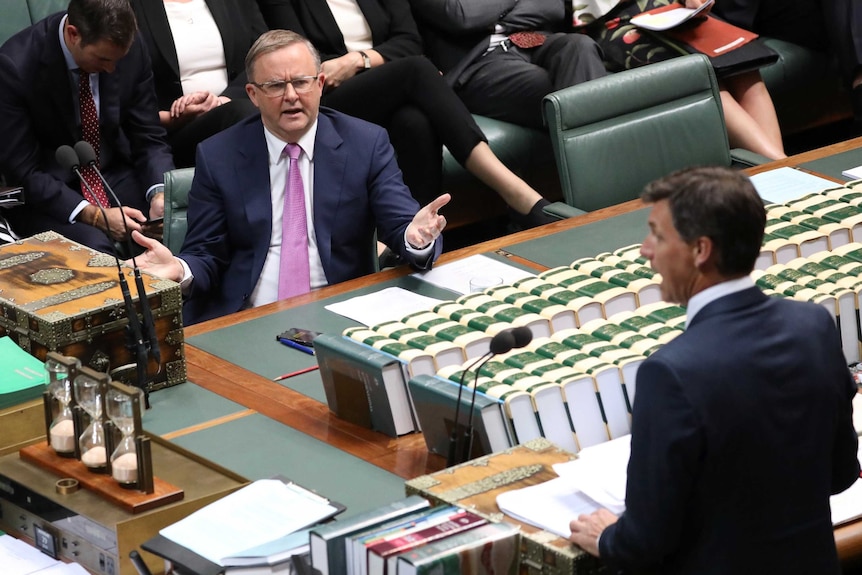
[181, 137, 862, 561]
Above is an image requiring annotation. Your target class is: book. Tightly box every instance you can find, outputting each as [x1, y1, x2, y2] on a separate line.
[314, 334, 416, 437]
[394, 522, 520, 575]
[367, 509, 487, 575]
[408, 374, 512, 460]
[512, 277, 604, 327]
[764, 219, 830, 259]
[309, 496, 431, 575]
[484, 286, 578, 332]
[343, 327, 437, 378]
[402, 311, 492, 359]
[372, 321, 465, 370]
[0, 336, 47, 410]
[629, 0, 714, 31]
[766, 205, 851, 251]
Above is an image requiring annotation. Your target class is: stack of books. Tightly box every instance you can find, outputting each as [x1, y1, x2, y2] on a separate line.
[309, 495, 519, 575]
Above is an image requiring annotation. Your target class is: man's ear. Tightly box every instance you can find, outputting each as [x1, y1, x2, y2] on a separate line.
[246, 84, 259, 108]
[692, 236, 713, 269]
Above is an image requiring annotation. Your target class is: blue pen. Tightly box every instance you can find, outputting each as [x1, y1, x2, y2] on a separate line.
[277, 337, 316, 355]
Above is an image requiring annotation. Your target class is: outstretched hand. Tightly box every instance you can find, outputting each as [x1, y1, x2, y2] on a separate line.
[685, 0, 712, 12]
[127, 230, 184, 283]
[568, 508, 618, 557]
[406, 193, 450, 249]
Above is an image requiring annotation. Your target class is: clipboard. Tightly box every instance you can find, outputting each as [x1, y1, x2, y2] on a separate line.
[141, 477, 345, 575]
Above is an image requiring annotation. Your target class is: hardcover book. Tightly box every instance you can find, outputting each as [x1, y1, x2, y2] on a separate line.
[394, 522, 520, 575]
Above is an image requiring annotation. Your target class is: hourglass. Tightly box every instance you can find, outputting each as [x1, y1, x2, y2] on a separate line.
[43, 353, 81, 458]
[106, 382, 144, 487]
[73, 367, 110, 473]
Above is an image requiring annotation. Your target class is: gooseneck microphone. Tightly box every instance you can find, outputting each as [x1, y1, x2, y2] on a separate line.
[56, 143, 153, 407]
[447, 328, 521, 467]
[74, 141, 161, 368]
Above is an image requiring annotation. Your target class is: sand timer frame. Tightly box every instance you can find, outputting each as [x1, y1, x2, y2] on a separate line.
[106, 381, 154, 493]
[42, 352, 82, 458]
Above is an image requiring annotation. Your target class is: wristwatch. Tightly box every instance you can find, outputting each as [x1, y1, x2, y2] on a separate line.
[358, 51, 371, 71]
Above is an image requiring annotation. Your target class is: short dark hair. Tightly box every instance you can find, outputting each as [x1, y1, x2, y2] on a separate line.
[67, 0, 137, 49]
[245, 30, 321, 81]
[641, 166, 766, 276]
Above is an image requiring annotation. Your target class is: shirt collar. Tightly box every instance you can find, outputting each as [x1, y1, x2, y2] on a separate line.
[685, 275, 754, 328]
[263, 120, 318, 165]
[58, 14, 78, 72]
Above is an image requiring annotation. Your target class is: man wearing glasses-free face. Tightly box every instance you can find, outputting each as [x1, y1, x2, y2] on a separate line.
[132, 30, 449, 325]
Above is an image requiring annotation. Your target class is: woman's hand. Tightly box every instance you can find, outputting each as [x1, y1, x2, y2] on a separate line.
[321, 53, 365, 90]
[166, 91, 223, 127]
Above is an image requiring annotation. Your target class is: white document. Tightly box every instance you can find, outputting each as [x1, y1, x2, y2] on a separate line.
[750, 167, 841, 204]
[496, 476, 601, 538]
[843, 165, 862, 180]
[630, 0, 713, 31]
[33, 563, 90, 575]
[324, 287, 445, 326]
[412, 254, 536, 295]
[553, 435, 631, 515]
[159, 480, 339, 566]
[0, 534, 58, 575]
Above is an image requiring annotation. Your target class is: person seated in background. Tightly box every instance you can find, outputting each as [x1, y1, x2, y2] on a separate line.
[0, 0, 174, 254]
[254, 0, 557, 228]
[573, 0, 786, 160]
[410, 0, 609, 130]
[710, 0, 862, 121]
[568, 166, 859, 574]
[131, 0, 268, 167]
[130, 30, 449, 325]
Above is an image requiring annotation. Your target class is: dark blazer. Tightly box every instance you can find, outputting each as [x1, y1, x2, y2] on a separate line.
[256, 0, 423, 62]
[600, 287, 860, 575]
[0, 12, 173, 233]
[131, 0, 268, 110]
[180, 109, 441, 325]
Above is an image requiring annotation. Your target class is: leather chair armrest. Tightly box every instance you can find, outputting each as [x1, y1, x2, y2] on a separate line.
[730, 149, 770, 168]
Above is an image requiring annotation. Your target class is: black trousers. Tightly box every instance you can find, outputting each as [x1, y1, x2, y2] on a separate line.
[168, 97, 260, 168]
[454, 33, 608, 130]
[714, 0, 862, 84]
[321, 55, 486, 205]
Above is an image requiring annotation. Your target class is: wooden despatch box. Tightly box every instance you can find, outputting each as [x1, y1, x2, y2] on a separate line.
[0, 232, 185, 390]
[405, 438, 609, 575]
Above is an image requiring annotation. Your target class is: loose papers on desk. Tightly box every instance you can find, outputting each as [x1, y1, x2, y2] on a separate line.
[496, 435, 631, 538]
[159, 479, 339, 566]
[413, 254, 536, 295]
[750, 167, 842, 204]
[325, 287, 445, 326]
[0, 534, 88, 575]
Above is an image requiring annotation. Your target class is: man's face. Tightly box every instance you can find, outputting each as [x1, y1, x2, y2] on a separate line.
[65, 25, 127, 74]
[640, 200, 699, 306]
[246, 43, 324, 143]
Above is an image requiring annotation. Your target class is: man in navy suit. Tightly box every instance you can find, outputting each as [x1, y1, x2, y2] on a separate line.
[569, 167, 860, 574]
[0, 0, 174, 253]
[132, 30, 449, 325]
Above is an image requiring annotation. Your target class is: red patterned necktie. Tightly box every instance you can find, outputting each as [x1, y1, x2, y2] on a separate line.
[78, 72, 110, 208]
[277, 143, 311, 299]
[508, 31, 547, 49]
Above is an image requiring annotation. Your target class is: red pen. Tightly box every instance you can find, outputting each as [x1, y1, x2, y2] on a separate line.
[273, 364, 320, 381]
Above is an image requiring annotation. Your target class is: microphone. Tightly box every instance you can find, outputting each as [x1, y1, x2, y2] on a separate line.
[447, 328, 520, 467]
[58, 143, 153, 406]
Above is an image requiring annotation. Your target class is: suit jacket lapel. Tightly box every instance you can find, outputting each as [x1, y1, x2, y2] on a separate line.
[137, 1, 180, 78]
[305, 0, 349, 54]
[236, 118, 275, 285]
[42, 17, 76, 143]
[205, 0, 237, 71]
[311, 111, 347, 276]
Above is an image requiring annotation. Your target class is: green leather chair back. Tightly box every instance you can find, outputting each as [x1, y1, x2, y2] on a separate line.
[542, 54, 730, 212]
[0, 0, 70, 47]
[163, 168, 194, 255]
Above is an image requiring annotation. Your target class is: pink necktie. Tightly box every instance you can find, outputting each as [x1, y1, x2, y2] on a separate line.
[78, 72, 110, 208]
[278, 143, 311, 299]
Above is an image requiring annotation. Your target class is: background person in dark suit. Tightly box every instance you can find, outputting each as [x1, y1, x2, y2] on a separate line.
[131, 0, 267, 167]
[131, 30, 448, 325]
[0, 0, 174, 253]
[569, 167, 860, 574]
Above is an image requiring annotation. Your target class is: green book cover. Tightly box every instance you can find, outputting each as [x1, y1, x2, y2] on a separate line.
[314, 334, 415, 438]
[0, 336, 47, 410]
[395, 522, 519, 575]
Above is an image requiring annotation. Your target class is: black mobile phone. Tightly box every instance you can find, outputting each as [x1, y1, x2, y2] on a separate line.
[142, 216, 164, 226]
[277, 327, 322, 348]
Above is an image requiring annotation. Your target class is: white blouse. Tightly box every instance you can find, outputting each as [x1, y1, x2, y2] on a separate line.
[164, 0, 229, 95]
[328, 0, 374, 53]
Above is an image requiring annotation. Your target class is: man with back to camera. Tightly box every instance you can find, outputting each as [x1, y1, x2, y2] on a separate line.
[130, 30, 449, 325]
[568, 166, 860, 574]
[0, 0, 174, 253]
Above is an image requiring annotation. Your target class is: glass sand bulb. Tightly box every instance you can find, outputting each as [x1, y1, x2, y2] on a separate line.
[74, 373, 107, 472]
[106, 387, 140, 486]
[46, 356, 80, 457]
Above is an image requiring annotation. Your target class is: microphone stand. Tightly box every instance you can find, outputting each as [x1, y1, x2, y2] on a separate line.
[461, 353, 499, 464]
[447, 351, 491, 467]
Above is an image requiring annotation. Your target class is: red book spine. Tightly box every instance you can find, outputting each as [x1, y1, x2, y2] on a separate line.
[368, 512, 487, 558]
